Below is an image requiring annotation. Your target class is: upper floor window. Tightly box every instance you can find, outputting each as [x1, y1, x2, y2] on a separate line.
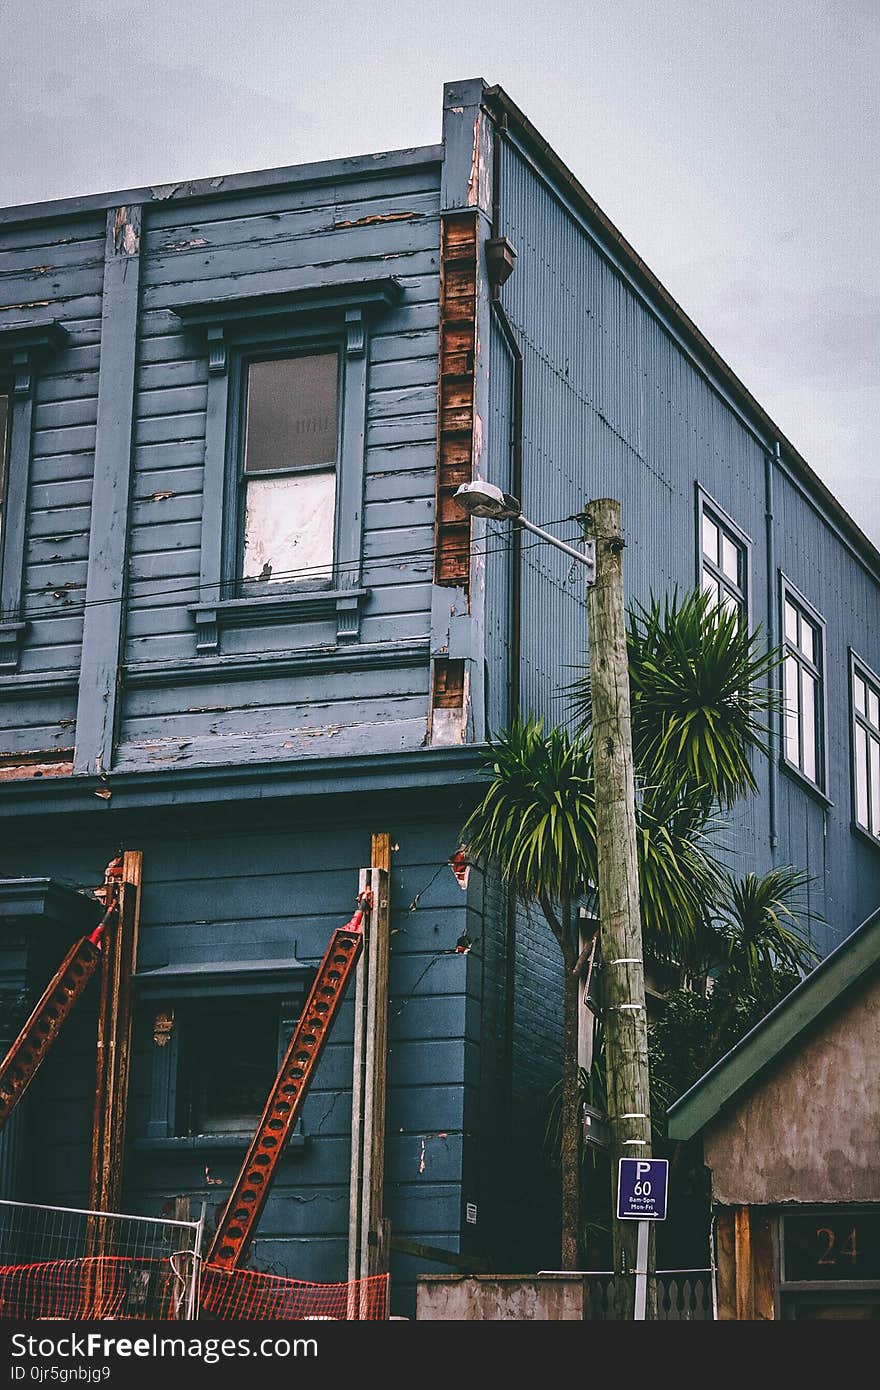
[852, 656, 880, 842]
[240, 352, 340, 588]
[698, 494, 748, 621]
[782, 583, 825, 791]
[173, 279, 404, 653]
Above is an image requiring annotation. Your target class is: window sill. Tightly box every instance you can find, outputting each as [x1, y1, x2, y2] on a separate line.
[779, 757, 833, 810]
[189, 586, 369, 653]
[133, 1132, 306, 1154]
[851, 820, 880, 853]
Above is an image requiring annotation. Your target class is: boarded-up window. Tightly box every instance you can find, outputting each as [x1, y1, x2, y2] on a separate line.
[241, 354, 338, 584]
[175, 1001, 280, 1136]
[0, 394, 8, 555]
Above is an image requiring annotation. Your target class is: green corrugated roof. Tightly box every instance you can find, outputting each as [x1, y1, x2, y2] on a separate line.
[667, 906, 880, 1141]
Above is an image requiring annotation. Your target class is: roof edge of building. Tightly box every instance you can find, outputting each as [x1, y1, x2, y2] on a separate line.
[0, 143, 445, 228]
[483, 83, 880, 584]
[667, 906, 880, 1142]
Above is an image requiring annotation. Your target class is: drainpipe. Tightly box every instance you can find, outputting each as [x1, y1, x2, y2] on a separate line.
[765, 446, 779, 853]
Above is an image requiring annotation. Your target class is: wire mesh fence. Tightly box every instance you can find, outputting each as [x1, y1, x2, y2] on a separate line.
[0, 1198, 390, 1321]
[201, 1265, 389, 1321]
[0, 1199, 203, 1320]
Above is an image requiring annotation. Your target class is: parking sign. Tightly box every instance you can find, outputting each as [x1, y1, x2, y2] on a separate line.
[617, 1158, 669, 1220]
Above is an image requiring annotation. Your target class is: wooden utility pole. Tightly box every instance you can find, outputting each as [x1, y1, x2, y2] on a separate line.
[584, 499, 653, 1318]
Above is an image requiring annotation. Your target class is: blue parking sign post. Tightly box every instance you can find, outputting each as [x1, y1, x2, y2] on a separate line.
[617, 1159, 669, 1320]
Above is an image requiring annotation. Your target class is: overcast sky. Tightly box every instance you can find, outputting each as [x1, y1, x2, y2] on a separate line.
[2, 1, 877, 543]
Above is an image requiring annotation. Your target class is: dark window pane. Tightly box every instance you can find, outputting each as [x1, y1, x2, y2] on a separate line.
[176, 1002, 280, 1136]
[245, 355, 338, 475]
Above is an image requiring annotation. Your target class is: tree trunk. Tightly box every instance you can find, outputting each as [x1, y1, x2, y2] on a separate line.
[560, 944, 582, 1270]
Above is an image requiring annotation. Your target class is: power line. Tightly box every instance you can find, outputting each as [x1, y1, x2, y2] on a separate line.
[2, 516, 588, 626]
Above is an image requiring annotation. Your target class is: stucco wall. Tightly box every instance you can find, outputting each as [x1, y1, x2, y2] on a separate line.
[704, 971, 880, 1205]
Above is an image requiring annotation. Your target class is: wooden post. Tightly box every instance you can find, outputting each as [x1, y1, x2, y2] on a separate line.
[347, 835, 392, 1314]
[584, 499, 653, 1318]
[716, 1204, 776, 1320]
[734, 1205, 753, 1320]
[89, 851, 142, 1214]
[347, 868, 370, 1299]
[365, 833, 392, 1281]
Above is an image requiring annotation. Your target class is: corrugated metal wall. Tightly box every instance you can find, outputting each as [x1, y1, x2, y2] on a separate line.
[495, 130, 880, 954]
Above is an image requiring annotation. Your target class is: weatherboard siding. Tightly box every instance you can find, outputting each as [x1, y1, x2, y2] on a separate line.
[116, 163, 442, 765]
[0, 212, 105, 759]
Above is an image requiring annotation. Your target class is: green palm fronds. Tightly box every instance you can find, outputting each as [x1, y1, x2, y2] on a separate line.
[572, 588, 782, 807]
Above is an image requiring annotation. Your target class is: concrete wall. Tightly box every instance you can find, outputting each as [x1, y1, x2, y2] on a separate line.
[417, 1273, 588, 1320]
[704, 970, 880, 1205]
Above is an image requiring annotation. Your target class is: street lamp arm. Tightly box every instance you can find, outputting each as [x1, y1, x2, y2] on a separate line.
[517, 516, 594, 568]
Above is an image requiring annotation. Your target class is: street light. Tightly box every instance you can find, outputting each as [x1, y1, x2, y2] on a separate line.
[454, 481, 595, 582]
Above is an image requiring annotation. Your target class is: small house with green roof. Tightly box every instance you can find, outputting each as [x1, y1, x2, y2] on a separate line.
[668, 907, 880, 1320]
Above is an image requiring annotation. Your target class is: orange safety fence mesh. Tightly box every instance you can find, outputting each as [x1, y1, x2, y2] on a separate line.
[201, 1264, 388, 1320]
[0, 1256, 189, 1320]
[0, 1256, 389, 1321]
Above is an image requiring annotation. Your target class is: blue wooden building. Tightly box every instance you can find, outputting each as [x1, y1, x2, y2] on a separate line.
[0, 79, 877, 1310]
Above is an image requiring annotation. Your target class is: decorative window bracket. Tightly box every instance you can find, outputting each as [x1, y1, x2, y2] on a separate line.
[189, 584, 370, 654]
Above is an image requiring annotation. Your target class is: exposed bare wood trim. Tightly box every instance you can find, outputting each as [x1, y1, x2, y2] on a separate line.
[434, 215, 478, 588]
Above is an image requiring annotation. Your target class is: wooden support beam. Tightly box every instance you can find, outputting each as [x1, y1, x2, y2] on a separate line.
[89, 851, 142, 1214]
[365, 832, 391, 1280]
[734, 1205, 753, 1321]
[714, 1207, 736, 1320]
[348, 835, 392, 1312]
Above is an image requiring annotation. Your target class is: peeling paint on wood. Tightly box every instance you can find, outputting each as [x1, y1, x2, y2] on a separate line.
[112, 207, 140, 257]
[333, 212, 423, 230]
[0, 757, 73, 780]
[163, 238, 208, 251]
